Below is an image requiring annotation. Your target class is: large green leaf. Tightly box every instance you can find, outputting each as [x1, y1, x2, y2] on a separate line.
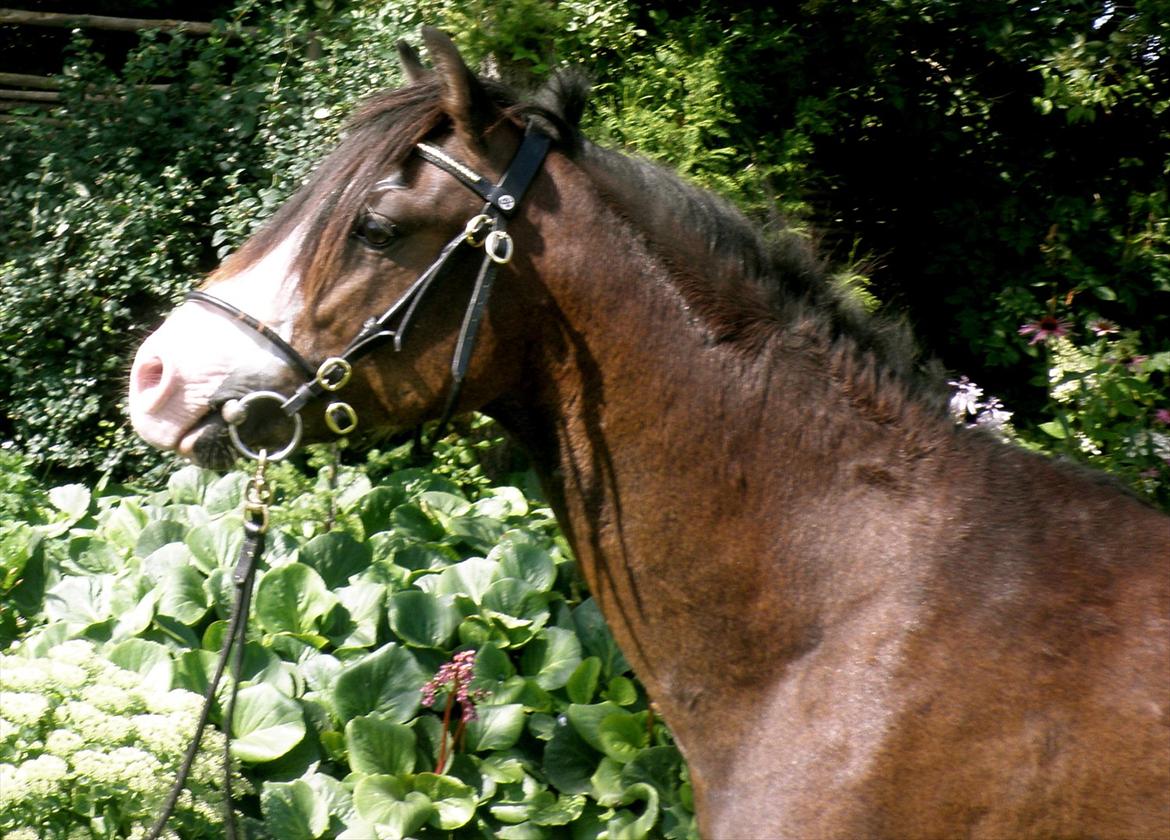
[231, 683, 307, 763]
[110, 587, 159, 642]
[166, 465, 215, 505]
[300, 531, 371, 589]
[542, 718, 602, 795]
[255, 562, 337, 636]
[492, 539, 557, 593]
[358, 485, 407, 536]
[333, 643, 426, 724]
[388, 590, 461, 649]
[157, 564, 209, 626]
[572, 598, 629, 679]
[261, 778, 330, 840]
[447, 515, 508, 553]
[345, 715, 416, 776]
[203, 472, 247, 515]
[391, 503, 445, 542]
[330, 582, 385, 650]
[531, 792, 587, 826]
[598, 712, 649, 764]
[186, 516, 244, 574]
[413, 773, 477, 829]
[134, 519, 188, 558]
[463, 703, 526, 752]
[520, 627, 582, 690]
[352, 775, 432, 839]
[622, 746, 685, 803]
[418, 490, 471, 522]
[607, 782, 660, 840]
[49, 483, 91, 520]
[566, 657, 602, 704]
[482, 577, 538, 617]
[43, 574, 113, 627]
[106, 638, 173, 689]
[66, 535, 123, 574]
[472, 487, 529, 519]
[432, 557, 500, 603]
[565, 702, 624, 753]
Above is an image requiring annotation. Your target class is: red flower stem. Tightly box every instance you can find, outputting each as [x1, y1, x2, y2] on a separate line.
[438, 691, 454, 774]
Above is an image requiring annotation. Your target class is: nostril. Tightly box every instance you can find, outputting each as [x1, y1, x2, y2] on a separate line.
[136, 357, 164, 391]
[130, 353, 171, 410]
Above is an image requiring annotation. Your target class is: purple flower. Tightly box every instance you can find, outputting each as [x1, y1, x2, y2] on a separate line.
[948, 376, 984, 419]
[1154, 408, 1170, 426]
[1019, 315, 1073, 345]
[1088, 318, 1119, 337]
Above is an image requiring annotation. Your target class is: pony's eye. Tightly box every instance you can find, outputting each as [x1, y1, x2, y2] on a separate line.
[354, 213, 399, 249]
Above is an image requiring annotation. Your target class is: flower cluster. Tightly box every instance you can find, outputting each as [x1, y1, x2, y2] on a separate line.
[0, 640, 241, 839]
[421, 649, 492, 774]
[421, 649, 484, 723]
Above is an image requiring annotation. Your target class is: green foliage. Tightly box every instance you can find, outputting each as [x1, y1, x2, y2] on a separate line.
[1025, 327, 1170, 507]
[0, 450, 695, 838]
[3, 0, 1165, 488]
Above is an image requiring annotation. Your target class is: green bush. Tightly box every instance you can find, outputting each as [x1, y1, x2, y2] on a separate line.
[0, 441, 695, 838]
[4, 0, 1164, 492]
[0, 0, 648, 477]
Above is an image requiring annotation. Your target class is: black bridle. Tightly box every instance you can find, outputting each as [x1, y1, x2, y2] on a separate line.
[190, 125, 551, 458]
[147, 126, 550, 839]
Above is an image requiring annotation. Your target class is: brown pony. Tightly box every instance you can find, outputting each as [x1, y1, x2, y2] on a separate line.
[128, 29, 1170, 839]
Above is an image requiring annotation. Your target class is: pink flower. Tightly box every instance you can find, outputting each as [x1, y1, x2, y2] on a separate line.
[1088, 318, 1119, 337]
[1019, 316, 1073, 345]
[421, 650, 484, 721]
[1154, 408, 1170, 426]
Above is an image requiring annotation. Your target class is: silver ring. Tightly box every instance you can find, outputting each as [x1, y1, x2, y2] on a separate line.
[225, 390, 303, 462]
[485, 230, 513, 264]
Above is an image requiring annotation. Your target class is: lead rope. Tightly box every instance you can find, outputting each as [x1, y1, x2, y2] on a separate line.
[146, 452, 272, 840]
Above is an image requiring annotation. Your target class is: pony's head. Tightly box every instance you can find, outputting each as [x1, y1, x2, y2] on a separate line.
[128, 28, 577, 467]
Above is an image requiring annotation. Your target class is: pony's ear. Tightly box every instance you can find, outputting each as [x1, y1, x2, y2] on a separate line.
[396, 40, 427, 83]
[422, 26, 495, 148]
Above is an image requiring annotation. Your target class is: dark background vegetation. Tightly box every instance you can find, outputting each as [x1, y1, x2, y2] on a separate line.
[1, 0, 1167, 488]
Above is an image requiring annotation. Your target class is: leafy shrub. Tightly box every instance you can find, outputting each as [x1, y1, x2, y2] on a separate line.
[0, 0, 648, 477]
[1, 448, 695, 838]
[1016, 317, 1170, 507]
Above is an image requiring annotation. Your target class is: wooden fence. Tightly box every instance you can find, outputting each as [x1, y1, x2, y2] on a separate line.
[0, 7, 257, 114]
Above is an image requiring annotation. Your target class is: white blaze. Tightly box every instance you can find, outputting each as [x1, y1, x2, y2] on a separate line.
[128, 229, 305, 456]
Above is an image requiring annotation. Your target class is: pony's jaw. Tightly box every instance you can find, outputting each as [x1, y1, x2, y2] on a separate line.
[128, 234, 305, 458]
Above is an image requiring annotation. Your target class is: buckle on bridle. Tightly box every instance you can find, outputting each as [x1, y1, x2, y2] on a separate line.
[325, 401, 359, 435]
[464, 214, 493, 246]
[316, 357, 352, 391]
[484, 230, 513, 264]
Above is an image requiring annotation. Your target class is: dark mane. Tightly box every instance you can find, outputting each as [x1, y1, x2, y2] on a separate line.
[215, 72, 583, 299]
[219, 68, 939, 412]
[571, 113, 941, 416]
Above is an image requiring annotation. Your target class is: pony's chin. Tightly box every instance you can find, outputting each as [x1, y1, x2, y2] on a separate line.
[181, 416, 239, 471]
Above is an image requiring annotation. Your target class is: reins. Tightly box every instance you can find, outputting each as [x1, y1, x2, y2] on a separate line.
[146, 453, 271, 840]
[148, 126, 550, 836]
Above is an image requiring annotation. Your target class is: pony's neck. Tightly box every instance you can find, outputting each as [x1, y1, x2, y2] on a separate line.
[493, 149, 945, 731]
